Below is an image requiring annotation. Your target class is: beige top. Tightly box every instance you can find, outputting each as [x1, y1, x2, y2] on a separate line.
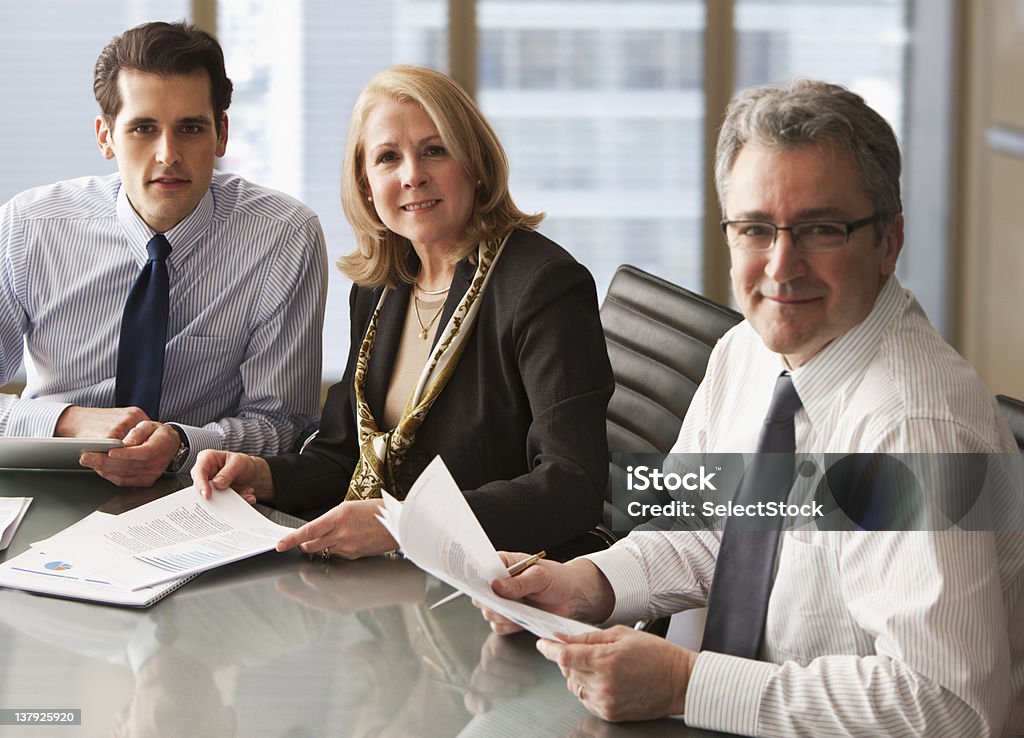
[381, 294, 445, 430]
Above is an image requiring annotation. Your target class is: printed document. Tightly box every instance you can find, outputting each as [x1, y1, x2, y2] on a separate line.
[376, 457, 597, 641]
[36, 486, 293, 590]
[0, 543, 192, 607]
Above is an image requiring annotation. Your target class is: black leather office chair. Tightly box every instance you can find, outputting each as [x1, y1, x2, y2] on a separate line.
[597, 265, 741, 636]
[996, 394, 1024, 450]
[600, 265, 742, 534]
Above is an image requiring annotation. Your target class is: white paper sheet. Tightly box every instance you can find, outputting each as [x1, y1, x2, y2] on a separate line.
[377, 457, 598, 641]
[38, 486, 293, 590]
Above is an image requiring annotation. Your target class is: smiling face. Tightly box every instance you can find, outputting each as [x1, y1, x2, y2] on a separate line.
[96, 69, 227, 233]
[726, 141, 903, 368]
[361, 98, 476, 257]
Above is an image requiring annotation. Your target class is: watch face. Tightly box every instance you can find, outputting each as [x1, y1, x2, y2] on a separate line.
[168, 442, 189, 473]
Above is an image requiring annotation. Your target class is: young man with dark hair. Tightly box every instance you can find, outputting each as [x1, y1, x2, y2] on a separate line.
[0, 21, 327, 487]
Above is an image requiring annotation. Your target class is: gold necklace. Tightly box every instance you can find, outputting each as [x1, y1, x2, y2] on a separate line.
[415, 282, 451, 296]
[413, 294, 445, 340]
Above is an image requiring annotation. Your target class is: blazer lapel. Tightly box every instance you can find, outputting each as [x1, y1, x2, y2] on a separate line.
[431, 256, 474, 351]
[365, 284, 410, 421]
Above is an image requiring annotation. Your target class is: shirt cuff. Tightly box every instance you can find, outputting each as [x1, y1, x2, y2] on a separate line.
[583, 545, 653, 624]
[685, 650, 776, 736]
[167, 423, 222, 472]
[5, 399, 72, 437]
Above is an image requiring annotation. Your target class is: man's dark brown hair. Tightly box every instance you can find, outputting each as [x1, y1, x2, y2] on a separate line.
[93, 20, 233, 133]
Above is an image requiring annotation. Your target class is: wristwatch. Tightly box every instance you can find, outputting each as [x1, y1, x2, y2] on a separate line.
[166, 423, 190, 473]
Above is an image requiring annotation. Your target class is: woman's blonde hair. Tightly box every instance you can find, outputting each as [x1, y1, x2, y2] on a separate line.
[338, 65, 543, 287]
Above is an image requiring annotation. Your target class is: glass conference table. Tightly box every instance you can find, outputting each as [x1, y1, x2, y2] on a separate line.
[0, 469, 737, 738]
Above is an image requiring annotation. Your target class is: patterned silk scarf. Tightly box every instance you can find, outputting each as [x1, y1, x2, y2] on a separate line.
[344, 233, 510, 501]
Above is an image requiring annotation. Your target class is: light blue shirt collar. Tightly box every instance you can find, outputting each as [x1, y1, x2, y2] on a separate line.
[116, 184, 215, 267]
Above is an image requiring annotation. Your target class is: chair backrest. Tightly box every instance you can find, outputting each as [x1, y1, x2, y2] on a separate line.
[997, 394, 1024, 450]
[600, 265, 741, 531]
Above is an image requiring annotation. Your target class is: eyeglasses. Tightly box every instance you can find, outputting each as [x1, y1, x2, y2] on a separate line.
[720, 214, 888, 252]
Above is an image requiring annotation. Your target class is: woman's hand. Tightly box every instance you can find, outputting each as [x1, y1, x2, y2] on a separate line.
[191, 450, 274, 505]
[276, 499, 397, 559]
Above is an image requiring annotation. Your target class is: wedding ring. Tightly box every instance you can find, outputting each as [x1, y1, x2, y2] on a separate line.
[321, 547, 331, 561]
[577, 683, 585, 701]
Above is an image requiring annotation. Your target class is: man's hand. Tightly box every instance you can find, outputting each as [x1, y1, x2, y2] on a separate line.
[55, 405, 149, 439]
[477, 554, 617, 635]
[79, 420, 179, 487]
[537, 625, 696, 723]
[275, 499, 396, 559]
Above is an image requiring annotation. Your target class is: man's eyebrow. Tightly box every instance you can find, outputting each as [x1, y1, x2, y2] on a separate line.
[727, 209, 772, 221]
[119, 115, 214, 127]
[177, 115, 214, 126]
[792, 207, 856, 220]
[120, 116, 157, 128]
[727, 207, 856, 222]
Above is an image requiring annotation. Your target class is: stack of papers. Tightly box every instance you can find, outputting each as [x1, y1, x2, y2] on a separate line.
[376, 457, 597, 641]
[0, 486, 295, 607]
[0, 496, 32, 550]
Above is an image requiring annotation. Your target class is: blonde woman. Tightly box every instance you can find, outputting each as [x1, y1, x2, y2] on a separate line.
[193, 66, 613, 560]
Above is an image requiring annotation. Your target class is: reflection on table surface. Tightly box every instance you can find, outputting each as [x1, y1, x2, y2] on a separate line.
[0, 470, 733, 737]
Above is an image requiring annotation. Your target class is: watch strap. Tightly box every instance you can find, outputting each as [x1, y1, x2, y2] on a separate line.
[166, 423, 190, 473]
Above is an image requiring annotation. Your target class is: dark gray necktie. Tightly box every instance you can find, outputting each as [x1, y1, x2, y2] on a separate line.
[700, 372, 802, 659]
[115, 234, 171, 419]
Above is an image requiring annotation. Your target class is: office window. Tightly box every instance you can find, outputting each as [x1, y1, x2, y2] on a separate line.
[477, 0, 708, 298]
[0, 2, 190, 203]
[734, 0, 908, 139]
[519, 31, 561, 88]
[472, 0, 910, 310]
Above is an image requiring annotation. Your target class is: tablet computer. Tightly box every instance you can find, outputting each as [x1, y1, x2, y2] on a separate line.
[0, 437, 123, 470]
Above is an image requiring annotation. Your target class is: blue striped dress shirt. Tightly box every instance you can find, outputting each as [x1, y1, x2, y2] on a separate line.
[0, 171, 327, 470]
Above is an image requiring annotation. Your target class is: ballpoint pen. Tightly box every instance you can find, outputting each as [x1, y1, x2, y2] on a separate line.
[429, 550, 546, 610]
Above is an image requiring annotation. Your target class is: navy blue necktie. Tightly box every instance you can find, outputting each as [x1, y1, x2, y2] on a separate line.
[700, 372, 802, 659]
[115, 234, 171, 419]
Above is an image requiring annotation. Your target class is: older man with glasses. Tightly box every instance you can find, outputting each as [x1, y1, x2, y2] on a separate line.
[476, 79, 1024, 738]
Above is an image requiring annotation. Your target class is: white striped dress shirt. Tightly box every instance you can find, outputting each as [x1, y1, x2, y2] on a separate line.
[589, 276, 1024, 736]
[0, 172, 327, 469]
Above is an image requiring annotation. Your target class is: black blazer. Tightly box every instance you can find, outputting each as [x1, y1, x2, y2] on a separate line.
[266, 229, 614, 553]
